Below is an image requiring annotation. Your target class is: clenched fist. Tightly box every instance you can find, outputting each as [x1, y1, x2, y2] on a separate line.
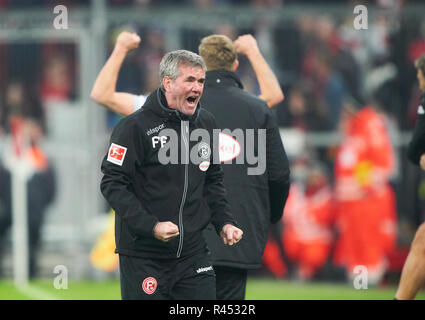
[153, 221, 179, 242]
[115, 31, 141, 53]
[220, 224, 243, 246]
[234, 34, 260, 57]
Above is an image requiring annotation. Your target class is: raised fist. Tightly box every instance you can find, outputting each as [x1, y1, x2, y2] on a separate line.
[234, 34, 259, 56]
[115, 31, 141, 52]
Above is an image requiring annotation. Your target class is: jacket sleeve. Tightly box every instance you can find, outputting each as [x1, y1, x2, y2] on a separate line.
[100, 117, 158, 238]
[265, 109, 291, 224]
[203, 119, 237, 235]
[407, 94, 425, 166]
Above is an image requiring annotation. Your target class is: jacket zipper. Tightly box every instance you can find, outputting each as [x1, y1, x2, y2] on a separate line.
[177, 120, 189, 258]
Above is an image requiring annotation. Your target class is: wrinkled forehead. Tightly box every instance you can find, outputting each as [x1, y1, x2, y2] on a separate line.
[176, 63, 206, 79]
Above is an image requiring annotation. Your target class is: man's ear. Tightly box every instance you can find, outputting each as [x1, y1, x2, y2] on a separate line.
[163, 76, 171, 92]
[232, 59, 239, 72]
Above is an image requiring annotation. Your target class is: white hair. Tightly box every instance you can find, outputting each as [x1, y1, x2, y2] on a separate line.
[159, 50, 206, 89]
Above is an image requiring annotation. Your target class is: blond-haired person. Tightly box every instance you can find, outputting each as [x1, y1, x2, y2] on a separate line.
[198, 34, 290, 300]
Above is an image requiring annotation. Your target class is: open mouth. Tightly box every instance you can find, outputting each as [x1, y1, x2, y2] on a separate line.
[187, 96, 197, 105]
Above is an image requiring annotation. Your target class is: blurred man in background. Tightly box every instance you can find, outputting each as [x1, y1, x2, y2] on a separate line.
[332, 96, 397, 285]
[0, 80, 56, 279]
[91, 31, 146, 116]
[91, 31, 290, 300]
[198, 34, 290, 300]
[395, 53, 425, 300]
[277, 162, 334, 281]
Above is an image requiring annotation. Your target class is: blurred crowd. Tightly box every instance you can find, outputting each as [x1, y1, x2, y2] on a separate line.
[0, 42, 69, 278]
[1, 0, 424, 9]
[0, 42, 76, 142]
[0, 1, 425, 282]
[0, 0, 386, 9]
[1, 2, 424, 133]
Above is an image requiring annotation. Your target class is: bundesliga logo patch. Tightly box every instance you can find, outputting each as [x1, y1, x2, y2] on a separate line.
[107, 143, 127, 166]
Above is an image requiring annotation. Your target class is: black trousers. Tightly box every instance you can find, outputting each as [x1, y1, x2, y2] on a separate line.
[215, 266, 248, 300]
[119, 250, 216, 300]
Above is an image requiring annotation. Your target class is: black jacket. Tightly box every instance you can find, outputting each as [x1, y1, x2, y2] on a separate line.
[201, 69, 290, 269]
[100, 88, 236, 259]
[407, 94, 425, 165]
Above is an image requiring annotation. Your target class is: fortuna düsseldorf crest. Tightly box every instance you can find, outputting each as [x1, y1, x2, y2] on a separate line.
[142, 277, 157, 295]
[198, 142, 211, 160]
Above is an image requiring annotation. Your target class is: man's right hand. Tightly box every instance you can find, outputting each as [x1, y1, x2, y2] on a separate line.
[234, 34, 260, 57]
[115, 31, 141, 53]
[153, 221, 179, 242]
[233, 34, 284, 108]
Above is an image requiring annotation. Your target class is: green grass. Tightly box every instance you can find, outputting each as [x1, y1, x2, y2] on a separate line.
[0, 278, 424, 300]
[246, 279, 425, 300]
[0, 279, 121, 300]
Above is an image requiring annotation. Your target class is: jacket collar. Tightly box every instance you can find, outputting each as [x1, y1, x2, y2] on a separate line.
[205, 69, 244, 89]
[143, 88, 201, 123]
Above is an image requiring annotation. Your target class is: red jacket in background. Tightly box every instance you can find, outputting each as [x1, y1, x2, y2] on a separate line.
[280, 183, 334, 279]
[333, 107, 397, 275]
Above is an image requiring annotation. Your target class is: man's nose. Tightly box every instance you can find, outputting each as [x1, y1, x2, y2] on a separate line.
[192, 82, 203, 92]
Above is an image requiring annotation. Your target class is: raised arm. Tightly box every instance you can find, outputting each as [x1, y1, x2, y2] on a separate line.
[90, 31, 140, 116]
[234, 34, 284, 108]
